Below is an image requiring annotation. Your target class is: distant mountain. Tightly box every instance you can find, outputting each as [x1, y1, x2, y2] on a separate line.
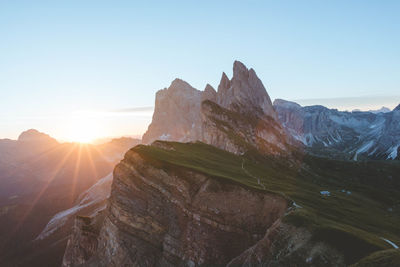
[0, 131, 140, 266]
[352, 107, 391, 114]
[274, 99, 400, 160]
[18, 129, 58, 143]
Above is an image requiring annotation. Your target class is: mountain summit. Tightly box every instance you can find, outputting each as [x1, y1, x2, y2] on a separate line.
[142, 61, 291, 156]
[215, 61, 276, 118]
[18, 129, 58, 144]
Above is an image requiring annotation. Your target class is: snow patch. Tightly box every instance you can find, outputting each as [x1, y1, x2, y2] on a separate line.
[304, 133, 316, 146]
[357, 140, 375, 154]
[353, 140, 375, 160]
[381, 237, 399, 249]
[387, 145, 399, 160]
[159, 133, 171, 141]
[293, 202, 302, 209]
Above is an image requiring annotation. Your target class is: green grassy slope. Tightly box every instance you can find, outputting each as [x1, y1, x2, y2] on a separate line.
[130, 141, 400, 265]
[350, 249, 400, 267]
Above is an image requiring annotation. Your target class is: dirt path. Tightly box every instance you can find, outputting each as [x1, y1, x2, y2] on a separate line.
[241, 159, 266, 189]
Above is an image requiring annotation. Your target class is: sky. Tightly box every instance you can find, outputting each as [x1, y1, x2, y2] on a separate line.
[1, 0, 399, 141]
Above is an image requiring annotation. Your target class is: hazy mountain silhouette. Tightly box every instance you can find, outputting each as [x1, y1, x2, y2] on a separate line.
[0, 130, 140, 266]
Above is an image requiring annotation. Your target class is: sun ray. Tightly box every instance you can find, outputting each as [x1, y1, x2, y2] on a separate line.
[92, 144, 114, 164]
[84, 145, 99, 184]
[69, 143, 83, 203]
[11, 143, 78, 235]
[6, 144, 63, 179]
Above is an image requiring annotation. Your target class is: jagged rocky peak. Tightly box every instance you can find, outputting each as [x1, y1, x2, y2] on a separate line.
[142, 61, 291, 156]
[217, 72, 231, 96]
[202, 83, 217, 102]
[18, 129, 58, 144]
[217, 61, 276, 118]
[155, 78, 201, 103]
[394, 103, 400, 112]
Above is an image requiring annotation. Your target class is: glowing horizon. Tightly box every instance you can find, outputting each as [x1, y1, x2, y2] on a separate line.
[2, 93, 400, 143]
[1, 1, 399, 142]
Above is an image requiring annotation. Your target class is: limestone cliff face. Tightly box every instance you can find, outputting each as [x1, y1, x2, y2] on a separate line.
[62, 144, 289, 266]
[142, 61, 291, 156]
[142, 79, 203, 144]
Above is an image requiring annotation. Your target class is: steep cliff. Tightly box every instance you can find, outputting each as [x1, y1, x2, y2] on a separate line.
[63, 142, 289, 266]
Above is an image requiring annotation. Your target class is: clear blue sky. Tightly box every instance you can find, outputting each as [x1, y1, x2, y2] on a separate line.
[1, 0, 399, 140]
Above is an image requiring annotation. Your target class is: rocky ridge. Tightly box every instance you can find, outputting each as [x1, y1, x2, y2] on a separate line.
[142, 61, 291, 156]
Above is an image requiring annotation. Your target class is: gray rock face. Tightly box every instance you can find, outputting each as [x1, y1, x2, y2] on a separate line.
[142, 61, 291, 156]
[274, 99, 400, 160]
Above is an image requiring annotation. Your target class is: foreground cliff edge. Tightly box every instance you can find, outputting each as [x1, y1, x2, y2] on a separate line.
[62, 62, 400, 266]
[63, 141, 400, 266]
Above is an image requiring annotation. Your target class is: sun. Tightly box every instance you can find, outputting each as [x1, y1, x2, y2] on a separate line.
[69, 131, 97, 143]
[66, 113, 104, 143]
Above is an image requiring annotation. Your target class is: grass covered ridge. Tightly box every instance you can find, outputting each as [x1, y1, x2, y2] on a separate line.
[130, 141, 400, 264]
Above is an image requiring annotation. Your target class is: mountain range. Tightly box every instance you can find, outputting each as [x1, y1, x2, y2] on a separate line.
[274, 99, 400, 160]
[60, 61, 400, 266]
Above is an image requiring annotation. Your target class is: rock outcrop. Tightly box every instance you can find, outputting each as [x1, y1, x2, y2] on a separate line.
[142, 61, 291, 156]
[62, 212, 105, 267]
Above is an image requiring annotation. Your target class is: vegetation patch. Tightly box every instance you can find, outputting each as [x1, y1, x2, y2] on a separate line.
[350, 249, 400, 267]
